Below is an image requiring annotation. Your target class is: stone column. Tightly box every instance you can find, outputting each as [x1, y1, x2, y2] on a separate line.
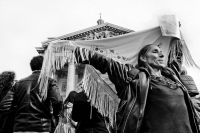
[53, 73, 58, 81]
[66, 59, 75, 98]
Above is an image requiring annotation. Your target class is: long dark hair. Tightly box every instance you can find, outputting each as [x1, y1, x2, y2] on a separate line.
[137, 44, 153, 67]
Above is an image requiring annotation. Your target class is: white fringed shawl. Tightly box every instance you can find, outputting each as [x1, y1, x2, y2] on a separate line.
[38, 19, 199, 126]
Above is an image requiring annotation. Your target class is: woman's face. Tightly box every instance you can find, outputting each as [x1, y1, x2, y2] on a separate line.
[142, 45, 165, 69]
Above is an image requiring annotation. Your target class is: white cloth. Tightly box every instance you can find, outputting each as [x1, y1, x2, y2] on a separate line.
[71, 26, 172, 66]
[38, 16, 184, 126]
[158, 15, 181, 39]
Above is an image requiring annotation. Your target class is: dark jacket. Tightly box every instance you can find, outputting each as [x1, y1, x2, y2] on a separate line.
[68, 91, 109, 133]
[74, 47, 200, 133]
[0, 86, 16, 133]
[6, 71, 63, 132]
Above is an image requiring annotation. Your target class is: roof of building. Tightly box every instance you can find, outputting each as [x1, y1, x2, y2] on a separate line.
[36, 19, 134, 54]
[42, 22, 134, 45]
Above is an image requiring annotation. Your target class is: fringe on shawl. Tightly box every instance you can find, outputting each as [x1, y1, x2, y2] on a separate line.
[168, 37, 200, 70]
[39, 42, 120, 127]
[180, 32, 200, 69]
[38, 41, 76, 100]
[181, 40, 200, 69]
[78, 65, 120, 127]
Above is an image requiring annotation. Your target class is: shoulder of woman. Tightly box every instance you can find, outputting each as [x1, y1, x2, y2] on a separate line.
[128, 67, 140, 80]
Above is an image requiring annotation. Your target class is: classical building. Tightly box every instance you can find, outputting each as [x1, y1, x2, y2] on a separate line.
[36, 17, 134, 98]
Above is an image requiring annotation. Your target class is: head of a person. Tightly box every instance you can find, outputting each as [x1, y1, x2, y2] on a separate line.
[137, 44, 165, 70]
[30, 55, 44, 71]
[0, 71, 15, 93]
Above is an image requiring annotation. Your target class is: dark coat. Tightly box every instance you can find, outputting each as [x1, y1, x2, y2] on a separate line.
[65, 91, 109, 133]
[0, 86, 16, 133]
[74, 47, 200, 133]
[3, 71, 63, 132]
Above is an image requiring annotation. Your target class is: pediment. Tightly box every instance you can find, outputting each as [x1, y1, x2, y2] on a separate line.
[42, 22, 134, 46]
[37, 22, 134, 54]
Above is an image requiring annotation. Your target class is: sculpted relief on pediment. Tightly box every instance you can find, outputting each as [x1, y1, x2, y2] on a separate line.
[73, 29, 126, 41]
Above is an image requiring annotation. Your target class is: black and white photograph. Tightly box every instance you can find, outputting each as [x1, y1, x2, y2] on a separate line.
[1, 0, 200, 133]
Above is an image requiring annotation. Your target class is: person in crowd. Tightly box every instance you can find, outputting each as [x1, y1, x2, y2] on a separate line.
[0, 71, 16, 133]
[64, 90, 109, 133]
[180, 67, 200, 126]
[4, 55, 63, 133]
[180, 67, 199, 97]
[58, 91, 77, 133]
[74, 44, 200, 133]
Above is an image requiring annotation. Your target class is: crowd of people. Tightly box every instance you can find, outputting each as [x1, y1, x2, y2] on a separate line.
[0, 55, 63, 133]
[1, 41, 200, 133]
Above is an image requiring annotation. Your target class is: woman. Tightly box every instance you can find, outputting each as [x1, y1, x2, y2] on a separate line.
[74, 44, 200, 133]
[135, 44, 197, 133]
[0, 71, 16, 133]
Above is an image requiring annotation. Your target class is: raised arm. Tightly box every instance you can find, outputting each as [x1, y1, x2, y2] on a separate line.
[74, 47, 131, 94]
[167, 38, 183, 78]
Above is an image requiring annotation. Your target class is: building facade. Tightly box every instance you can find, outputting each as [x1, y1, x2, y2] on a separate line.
[36, 18, 134, 98]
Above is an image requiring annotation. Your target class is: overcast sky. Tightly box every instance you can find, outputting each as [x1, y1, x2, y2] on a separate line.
[0, 0, 200, 89]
